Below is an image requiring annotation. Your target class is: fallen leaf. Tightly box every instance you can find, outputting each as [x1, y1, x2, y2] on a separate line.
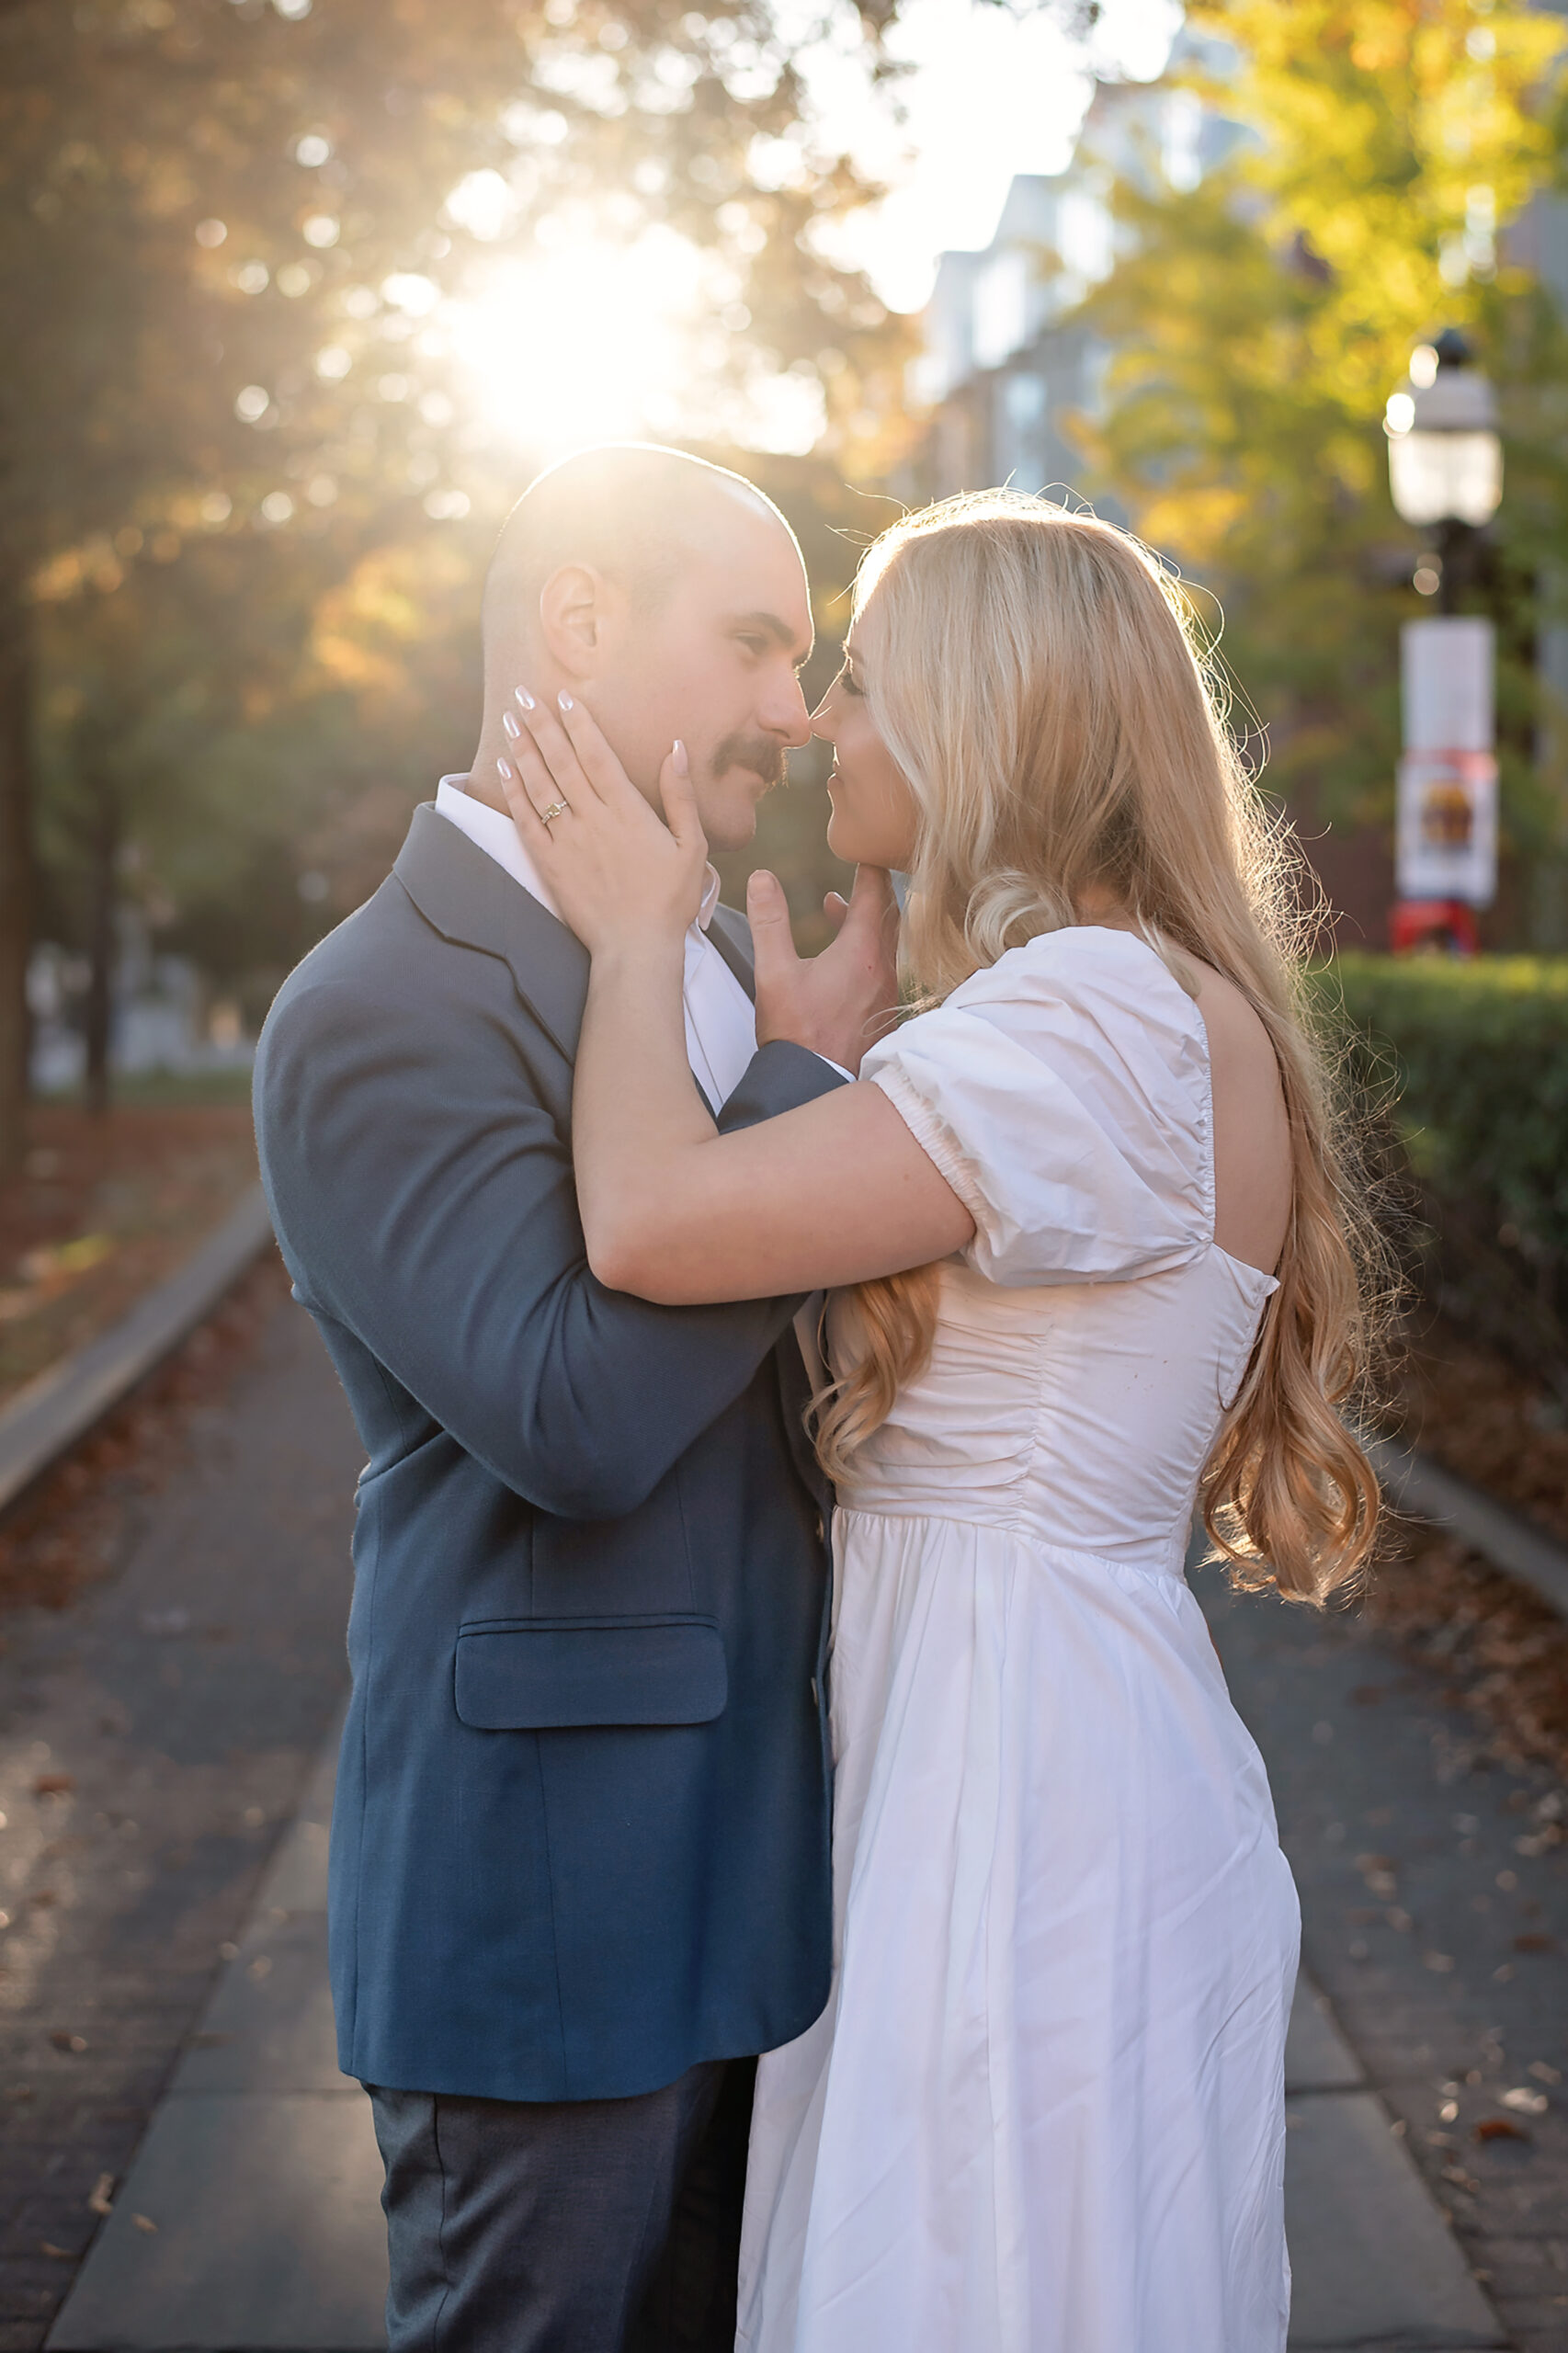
[86, 2173, 114, 2216]
[1475, 2118, 1530, 2143]
[49, 2031, 87, 2053]
[131, 2213, 158, 2234]
[138, 1607, 189, 1638]
[32, 1773, 74, 1796]
[1502, 2086, 1550, 2115]
[1514, 1933, 1556, 1953]
[40, 2242, 74, 2261]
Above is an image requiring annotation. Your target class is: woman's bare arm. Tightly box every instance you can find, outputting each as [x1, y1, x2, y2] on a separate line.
[573, 937, 973, 1302]
[494, 690, 973, 1302]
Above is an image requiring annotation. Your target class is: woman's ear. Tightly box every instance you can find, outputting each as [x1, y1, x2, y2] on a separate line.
[538, 563, 610, 679]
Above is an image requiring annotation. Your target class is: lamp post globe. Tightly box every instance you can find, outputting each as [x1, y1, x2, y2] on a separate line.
[1384, 328, 1503, 606]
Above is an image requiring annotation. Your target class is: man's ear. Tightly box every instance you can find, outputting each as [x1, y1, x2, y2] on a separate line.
[538, 563, 616, 680]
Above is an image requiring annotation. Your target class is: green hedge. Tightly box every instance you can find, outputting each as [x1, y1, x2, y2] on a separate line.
[1312, 955, 1568, 1261]
[1306, 956, 1568, 1380]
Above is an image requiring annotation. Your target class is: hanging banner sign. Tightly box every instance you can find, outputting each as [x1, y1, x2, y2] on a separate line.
[1402, 617, 1494, 751]
[1395, 748, 1498, 905]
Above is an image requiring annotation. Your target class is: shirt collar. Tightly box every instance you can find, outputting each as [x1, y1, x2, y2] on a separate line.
[436, 776, 722, 932]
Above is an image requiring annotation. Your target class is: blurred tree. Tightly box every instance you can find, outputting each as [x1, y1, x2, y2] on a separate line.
[32, 518, 371, 1102]
[0, 0, 923, 1151]
[1075, 0, 1566, 942]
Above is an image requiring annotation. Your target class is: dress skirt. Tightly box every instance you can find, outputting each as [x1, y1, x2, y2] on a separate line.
[736, 1506, 1301, 2353]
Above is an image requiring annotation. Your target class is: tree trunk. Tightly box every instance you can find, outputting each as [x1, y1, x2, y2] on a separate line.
[84, 776, 119, 1119]
[0, 560, 33, 1179]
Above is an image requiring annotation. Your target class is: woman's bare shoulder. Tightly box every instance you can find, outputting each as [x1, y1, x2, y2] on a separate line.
[1184, 953, 1291, 1274]
[1185, 956, 1279, 1078]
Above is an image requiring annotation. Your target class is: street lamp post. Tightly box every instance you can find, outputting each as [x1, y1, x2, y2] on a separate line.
[1383, 329, 1503, 951]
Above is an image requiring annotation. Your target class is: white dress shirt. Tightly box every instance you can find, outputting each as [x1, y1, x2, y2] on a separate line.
[436, 776, 758, 1109]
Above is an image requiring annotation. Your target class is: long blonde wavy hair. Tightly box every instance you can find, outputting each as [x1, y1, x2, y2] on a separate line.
[812, 491, 1385, 1605]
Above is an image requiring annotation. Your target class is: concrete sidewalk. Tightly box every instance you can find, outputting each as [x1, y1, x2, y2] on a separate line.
[47, 1726, 1505, 2352]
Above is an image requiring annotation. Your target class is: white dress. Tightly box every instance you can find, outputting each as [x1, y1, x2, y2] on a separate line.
[737, 926, 1301, 2353]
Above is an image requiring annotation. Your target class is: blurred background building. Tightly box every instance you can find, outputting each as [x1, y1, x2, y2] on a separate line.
[909, 13, 1568, 950]
[914, 49, 1236, 504]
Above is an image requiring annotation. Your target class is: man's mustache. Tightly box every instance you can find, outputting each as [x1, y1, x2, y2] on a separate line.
[709, 733, 786, 790]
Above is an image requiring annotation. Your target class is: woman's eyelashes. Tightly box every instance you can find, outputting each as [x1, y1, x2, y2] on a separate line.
[839, 658, 864, 699]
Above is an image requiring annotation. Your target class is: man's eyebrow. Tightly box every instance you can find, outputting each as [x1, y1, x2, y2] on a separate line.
[726, 608, 813, 665]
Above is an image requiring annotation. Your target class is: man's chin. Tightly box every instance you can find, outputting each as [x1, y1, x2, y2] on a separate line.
[699, 776, 769, 854]
[703, 813, 760, 856]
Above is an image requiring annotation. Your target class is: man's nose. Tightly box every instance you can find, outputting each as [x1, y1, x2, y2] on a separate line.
[767, 669, 812, 750]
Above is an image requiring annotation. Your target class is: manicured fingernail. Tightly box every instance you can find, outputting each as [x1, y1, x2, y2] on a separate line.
[497, 756, 515, 781]
[672, 738, 688, 775]
[514, 686, 535, 710]
[502, 710, 521, 739]
[557, 689, 574, 713]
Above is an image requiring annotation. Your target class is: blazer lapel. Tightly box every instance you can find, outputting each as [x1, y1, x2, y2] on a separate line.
[705, 902, 756, 1002]
[398, 808, 830, 1495]
[394, 803, 590, 1063]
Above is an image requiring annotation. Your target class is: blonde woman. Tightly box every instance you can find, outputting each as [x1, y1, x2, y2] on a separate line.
[499, 492, 1379, 2353]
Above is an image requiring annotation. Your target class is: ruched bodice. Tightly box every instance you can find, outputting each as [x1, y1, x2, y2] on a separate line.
[840, 1247, 1275, 1572]
[739, 927, 1299, 2353]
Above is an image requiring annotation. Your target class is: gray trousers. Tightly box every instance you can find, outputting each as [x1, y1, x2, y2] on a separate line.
[369, 2058, 755, 2352]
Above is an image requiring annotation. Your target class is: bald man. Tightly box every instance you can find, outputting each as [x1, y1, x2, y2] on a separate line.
[255, 447, 895, 2350]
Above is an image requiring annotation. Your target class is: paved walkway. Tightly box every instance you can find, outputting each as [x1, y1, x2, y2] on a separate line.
[44, 1569, 1506, 2348]
[0, 1277, 362, 2352]
[46, 1708, 1507, 2351]
[1198, 1561, 1568, 2348]
[0, 1274, 1530, 2352]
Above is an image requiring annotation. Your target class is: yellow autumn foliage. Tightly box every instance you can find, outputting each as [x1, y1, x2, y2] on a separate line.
[1080, 0, 1565, 856]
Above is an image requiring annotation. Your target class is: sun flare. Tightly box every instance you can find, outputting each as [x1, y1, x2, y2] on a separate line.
[446, 230, 716, 457]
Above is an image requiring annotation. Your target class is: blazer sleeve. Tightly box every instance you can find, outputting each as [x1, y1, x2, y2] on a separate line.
[254, 973, 843, 1521]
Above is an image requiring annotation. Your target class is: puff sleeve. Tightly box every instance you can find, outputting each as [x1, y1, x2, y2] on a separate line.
[861, 928, 1215, 1289]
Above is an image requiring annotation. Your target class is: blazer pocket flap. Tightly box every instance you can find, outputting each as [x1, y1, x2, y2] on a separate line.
[454, 1616, 727, 1730]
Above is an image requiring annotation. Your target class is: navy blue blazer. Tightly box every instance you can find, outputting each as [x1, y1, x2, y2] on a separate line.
[254, 803, 841, 2102]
